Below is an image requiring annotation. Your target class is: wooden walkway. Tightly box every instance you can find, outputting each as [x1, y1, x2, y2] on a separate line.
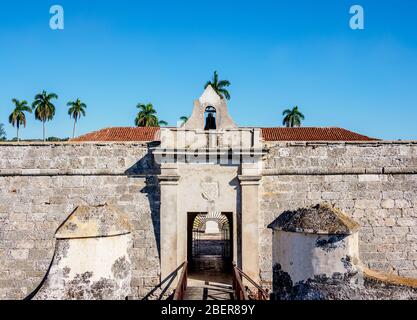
[184, 273, 234, 300]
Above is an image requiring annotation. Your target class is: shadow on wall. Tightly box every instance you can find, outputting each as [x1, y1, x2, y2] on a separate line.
[229, 176, 242, 268]
[140, 175, 161, 259]
[124, 143, 162, 260]
[124, 142, 161, 176]
[142, 262, 186, 300]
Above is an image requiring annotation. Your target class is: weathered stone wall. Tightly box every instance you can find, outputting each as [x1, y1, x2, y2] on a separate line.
[0, 143, 160, 300]
[2, 141, 417, 300]
[260, 142, 417, 288]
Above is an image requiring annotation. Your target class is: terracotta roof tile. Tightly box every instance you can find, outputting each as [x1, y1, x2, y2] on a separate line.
[70, 127, 377, 142]
[70, 127, 160, 142]
[260, 127, 377, 142]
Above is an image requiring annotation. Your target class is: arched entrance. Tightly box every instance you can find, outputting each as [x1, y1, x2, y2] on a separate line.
[187, 212, 233, 275]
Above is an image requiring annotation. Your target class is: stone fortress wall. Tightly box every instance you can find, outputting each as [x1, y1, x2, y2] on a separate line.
[0, 143, 160, 300]
[260, 141, 417, 287]
[1, 141, 417, 299]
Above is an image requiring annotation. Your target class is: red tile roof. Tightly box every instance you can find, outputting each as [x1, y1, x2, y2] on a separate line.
[70, 127, 160, 142]
[260, 127, 377, 142]
[70, 127, 377, 142]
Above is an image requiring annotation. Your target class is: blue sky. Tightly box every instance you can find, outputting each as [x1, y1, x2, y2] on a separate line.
[1, 0, 417, 140]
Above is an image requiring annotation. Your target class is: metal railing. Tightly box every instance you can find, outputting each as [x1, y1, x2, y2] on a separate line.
[232, 263, 269, 300]
[232, 263, 249, 300]
[173, 261, 188, 300]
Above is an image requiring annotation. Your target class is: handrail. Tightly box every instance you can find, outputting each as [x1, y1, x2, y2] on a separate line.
[173, 261, 188, 300]
[232, 263, 248, 300]
[233, 263, 269, 300]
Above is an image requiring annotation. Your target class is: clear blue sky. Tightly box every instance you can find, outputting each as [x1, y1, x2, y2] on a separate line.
[1, 0, 417, 140]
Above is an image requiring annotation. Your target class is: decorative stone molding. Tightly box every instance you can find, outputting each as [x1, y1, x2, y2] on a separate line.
[158, 175, 181, 185]
[238, 175, 262, 186]
[262, 167, 417, 176]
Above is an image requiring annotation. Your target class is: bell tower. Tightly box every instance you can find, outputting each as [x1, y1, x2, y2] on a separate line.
[184, 85, 237, 130]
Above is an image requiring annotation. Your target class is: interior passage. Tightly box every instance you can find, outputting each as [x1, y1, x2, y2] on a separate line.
[184, 212, 234, 300]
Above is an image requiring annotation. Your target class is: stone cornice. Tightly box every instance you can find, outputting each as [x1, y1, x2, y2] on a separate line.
[1, 167, 416, 177]
[0, 141, 150, 147]
[238, 175, 262, 186]
[0, 169, 158, 177]
[264, 141, 417, 147]
[158, 175, 181, 184]
[262, 167, 417, 176]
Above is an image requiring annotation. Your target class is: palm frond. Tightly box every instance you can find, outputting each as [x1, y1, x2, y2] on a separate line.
[218, 80, 231, 88]
[8, 113, 14, 126]
[205, 71, 231, 100]
[47, 93, 58, 100]
[213, 71, 218, 85]
[281, 106, 305, 127]
[22, 106, 32, 113]
[218, 88, 231, 100]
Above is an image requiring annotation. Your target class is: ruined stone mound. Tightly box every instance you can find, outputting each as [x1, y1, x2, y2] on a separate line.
[270, 203, 360, 235]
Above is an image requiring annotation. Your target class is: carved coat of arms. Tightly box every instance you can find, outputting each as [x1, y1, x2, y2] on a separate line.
[201, 178, 219, 202]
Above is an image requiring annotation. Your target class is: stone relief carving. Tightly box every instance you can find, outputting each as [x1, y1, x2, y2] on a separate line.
[201, 177, 219, 202]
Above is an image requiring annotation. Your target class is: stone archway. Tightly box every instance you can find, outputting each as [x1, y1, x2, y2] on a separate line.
[187, 212, 233, 275]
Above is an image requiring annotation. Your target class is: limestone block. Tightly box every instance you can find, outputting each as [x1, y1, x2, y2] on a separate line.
[9, 249, 29, 260]
[396, 218, 416, 227]
[381, 199, 395, 209]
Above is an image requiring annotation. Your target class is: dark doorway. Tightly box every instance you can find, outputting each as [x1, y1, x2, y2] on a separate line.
[204, 106, 217, 130]
[187, 212, 233, 274]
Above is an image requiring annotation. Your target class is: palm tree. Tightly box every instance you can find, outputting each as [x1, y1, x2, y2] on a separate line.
[159, 120, 168, 126]
[67, 99, 87, 138]
[179, 116, 189, 127]
[32, 90, 58, 141]
[135, 103, 159, 127]
[0, 123, 7, 141]
[8, 99, 32, 141]
[282, 106, 305, 128]
[205, 71, 231, 100]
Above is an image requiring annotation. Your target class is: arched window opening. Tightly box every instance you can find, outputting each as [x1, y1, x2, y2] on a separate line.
[204, 106, 217, 130]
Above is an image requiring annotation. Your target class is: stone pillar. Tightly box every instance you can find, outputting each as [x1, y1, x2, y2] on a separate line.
[158, 171, 180, 281]
[239, 175, 262, 284]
